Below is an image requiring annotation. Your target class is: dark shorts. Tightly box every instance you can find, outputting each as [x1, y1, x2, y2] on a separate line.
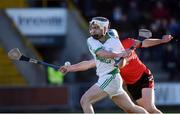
[126, 72, 154, 101]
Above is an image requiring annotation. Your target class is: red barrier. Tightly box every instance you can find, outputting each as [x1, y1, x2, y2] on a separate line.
[0, 86, 69, 107]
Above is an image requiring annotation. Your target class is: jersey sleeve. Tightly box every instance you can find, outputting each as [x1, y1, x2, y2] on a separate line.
[87, 38, 103, 54]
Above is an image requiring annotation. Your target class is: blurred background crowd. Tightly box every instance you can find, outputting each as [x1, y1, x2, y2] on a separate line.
[0, 0, 179, 113]
[74, 0, 180, 81]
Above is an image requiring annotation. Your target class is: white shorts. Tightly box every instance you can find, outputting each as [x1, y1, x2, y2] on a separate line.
[96, 73, 125, 98]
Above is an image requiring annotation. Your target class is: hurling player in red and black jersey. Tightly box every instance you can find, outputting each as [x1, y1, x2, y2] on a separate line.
[120, 29, 173, 114]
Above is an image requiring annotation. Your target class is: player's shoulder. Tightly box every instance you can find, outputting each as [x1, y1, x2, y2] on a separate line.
[87, 36, 94, 42]
[87, 36, 99, 45]
[87, 36, 93, 40]
[121, 38, 136, 47]
[122, 38, 135, 43]
[108, 29, 119, 39]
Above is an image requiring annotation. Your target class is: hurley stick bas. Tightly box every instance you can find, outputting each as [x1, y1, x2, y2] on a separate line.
[8, 48, 60, 70]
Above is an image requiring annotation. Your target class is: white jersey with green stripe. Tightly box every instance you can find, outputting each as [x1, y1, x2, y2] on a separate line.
[87, 29, 125, 77]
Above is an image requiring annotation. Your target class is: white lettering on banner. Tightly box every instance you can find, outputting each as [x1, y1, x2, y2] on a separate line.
[155, 83, 180, 105]
[5, 8, 67, 36]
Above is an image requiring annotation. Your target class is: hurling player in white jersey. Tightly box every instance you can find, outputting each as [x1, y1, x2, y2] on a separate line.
[60, 17, 148, 114]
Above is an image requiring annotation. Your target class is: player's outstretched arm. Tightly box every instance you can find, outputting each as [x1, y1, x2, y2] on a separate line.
[59, 59, 96, 73]
[142, 35, 173, 48]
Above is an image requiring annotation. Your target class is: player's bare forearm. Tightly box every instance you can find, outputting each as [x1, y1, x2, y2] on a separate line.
[96, 50, 127, 59]
[142, 35, 173, 48]
[67, 59, 96, 72]
[142, 39, 163, 48]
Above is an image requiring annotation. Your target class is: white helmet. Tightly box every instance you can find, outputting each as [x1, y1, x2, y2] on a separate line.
[139, 29, 152, 38]
[89, 17, 110, 39]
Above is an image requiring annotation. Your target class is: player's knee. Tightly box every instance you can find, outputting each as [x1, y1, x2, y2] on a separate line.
[80, 94, 90, 107]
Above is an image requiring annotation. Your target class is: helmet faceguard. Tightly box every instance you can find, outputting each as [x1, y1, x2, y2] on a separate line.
[89, 17, 110, 39]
